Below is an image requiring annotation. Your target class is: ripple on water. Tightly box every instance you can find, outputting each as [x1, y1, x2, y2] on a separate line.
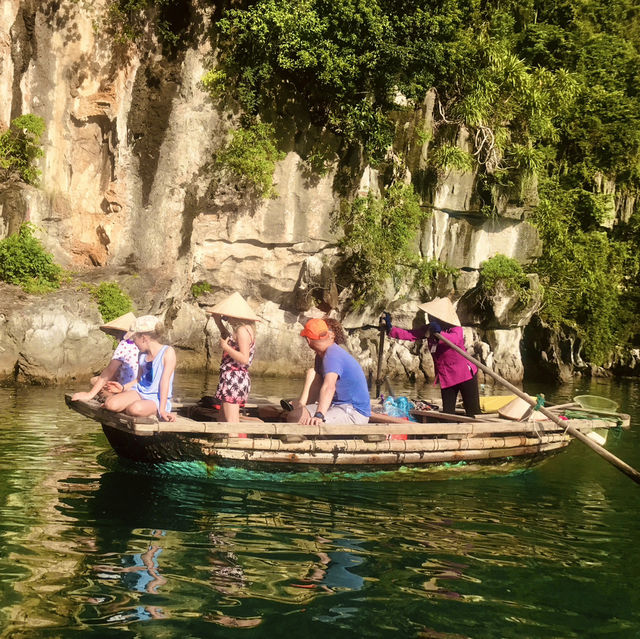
[1, 381, 640, 637]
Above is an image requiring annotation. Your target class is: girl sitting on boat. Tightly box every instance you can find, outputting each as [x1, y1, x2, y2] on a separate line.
[385, 297, 481, 417]
[71, 312, 139, 402]
[103, 315, 176, 422]
[209, 292, 259, 424]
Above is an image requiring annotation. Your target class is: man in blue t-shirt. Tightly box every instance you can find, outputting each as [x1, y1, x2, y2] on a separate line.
[288, 318, 371, 425]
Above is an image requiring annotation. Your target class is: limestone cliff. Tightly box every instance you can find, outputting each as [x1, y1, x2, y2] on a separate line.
[0, 0, 551, 385]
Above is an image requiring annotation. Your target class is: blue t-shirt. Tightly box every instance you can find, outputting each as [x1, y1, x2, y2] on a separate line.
[317, 344, 371, 417]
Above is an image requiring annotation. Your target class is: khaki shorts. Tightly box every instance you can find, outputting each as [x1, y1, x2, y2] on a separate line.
[306, 403, 369, 424]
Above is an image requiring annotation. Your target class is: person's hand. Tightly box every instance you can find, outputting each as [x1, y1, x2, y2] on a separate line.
[297, 407, 315, 425]
[427, 321, 442, 334]
[159, 410, 176, 422]
[383, 312, 392, 335]
[104, 381, 123, 393]
[219, 336, 230, 350]
[71, 391, 93, 402]
[298, 412, 313, 425]
[213, 314, 230, 338]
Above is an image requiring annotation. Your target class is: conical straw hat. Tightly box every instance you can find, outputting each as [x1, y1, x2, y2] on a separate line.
[498, 395, 546, 421]
[209, 292, 260, 321]
[417, 297, 461, 327]
[100, 312, 136, 334]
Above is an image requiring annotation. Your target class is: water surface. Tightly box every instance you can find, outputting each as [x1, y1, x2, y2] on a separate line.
[1, 374, 639, 637]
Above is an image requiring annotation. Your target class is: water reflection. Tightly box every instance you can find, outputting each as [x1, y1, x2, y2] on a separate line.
[45, 461, 630, 633]
[71, 471, 375, 627]
[1, 377, 640, 636]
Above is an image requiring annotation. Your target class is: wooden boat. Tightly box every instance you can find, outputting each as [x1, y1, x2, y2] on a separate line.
[64, 394, 630, 480]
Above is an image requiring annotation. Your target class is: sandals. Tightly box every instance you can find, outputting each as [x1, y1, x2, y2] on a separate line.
[280, 399, 294, 412]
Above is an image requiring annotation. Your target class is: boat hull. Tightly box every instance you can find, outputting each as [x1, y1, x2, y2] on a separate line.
[64, 394, 624, 480]
[100, 422, 570, 475]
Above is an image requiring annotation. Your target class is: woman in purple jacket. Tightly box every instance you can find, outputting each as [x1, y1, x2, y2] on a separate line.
[385, 297, 481, 417]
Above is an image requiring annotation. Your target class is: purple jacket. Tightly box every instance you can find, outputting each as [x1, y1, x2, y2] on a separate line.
[389, 325, 476, 389]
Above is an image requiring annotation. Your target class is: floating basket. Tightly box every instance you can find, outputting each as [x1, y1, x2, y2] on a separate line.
[573, 395, 619, 412]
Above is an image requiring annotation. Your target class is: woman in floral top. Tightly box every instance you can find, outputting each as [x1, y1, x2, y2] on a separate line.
[71, 312, 140, 402]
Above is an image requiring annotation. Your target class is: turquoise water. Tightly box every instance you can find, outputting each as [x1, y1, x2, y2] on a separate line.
[1, 374, 639, 637]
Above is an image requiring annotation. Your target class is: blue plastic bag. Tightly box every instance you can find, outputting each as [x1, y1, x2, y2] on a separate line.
[383, 396, 417, 421]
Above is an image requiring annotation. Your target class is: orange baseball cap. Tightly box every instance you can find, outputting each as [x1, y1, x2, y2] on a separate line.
[300, 318, 329, 340]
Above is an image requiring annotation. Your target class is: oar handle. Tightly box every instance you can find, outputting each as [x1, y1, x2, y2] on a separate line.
[435, 332, 640, 486]
[375, 316, 386, 397]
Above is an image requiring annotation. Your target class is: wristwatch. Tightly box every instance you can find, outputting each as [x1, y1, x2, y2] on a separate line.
[313, 411, 326, 422]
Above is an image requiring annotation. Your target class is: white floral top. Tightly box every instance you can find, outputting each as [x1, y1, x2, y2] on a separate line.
[112, 339, 140, 385]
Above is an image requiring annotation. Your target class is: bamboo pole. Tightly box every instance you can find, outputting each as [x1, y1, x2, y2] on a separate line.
[375, 316, 386, 398]
[199, 440, 568, 465]
[134, 417, 607, 436]
[201, 432, 570, 453]
[435, 333, 640, 485]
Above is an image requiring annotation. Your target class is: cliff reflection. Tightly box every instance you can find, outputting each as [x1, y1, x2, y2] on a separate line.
[4, 455, 622, 633]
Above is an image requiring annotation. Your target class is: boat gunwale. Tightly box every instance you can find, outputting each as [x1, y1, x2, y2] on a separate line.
[65, 394, 618, 440]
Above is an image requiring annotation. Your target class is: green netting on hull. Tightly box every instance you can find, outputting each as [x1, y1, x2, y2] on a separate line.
[110, 458, 535, 483]
[563, 410, 624, 428]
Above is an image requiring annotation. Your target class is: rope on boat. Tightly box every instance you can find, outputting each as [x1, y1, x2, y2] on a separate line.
[526, 395, 547, 438]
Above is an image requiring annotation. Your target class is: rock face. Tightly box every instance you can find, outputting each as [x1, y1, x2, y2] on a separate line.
[0, 285, 112, 384]
[0, 1, 555, 385]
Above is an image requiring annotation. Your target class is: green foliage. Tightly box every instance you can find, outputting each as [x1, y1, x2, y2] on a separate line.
[516, 0, 640, 190]
[479, 254, 531, 303]
[413, 258, 459, 290]
[191, 281, 212, 299]
[333, 183, 427, 303]
[0, 114, 45, 185]
[506, 143, 546, 175]
[416, 129, 433, 147]
[90, 282, 134, 323]
[201, 70, 227, 97]
[207, 0, 640, 361]
[105, 0, 189, 48]
[452, 42, 577, 144]
[216, 121, 285, 198]
[453, 0, 640, 361]
[215, 0, 469, 162]
[429, 144, 474, 173]
[532, 178, 637, 364]
[0, 223, 62, 293]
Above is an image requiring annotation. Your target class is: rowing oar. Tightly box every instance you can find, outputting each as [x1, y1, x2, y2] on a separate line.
[375, 316, 386, 398]
[435, 332, 640, 486]
[346, 324, 380, 334]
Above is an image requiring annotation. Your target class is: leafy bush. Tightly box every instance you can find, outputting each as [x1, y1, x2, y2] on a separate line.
[105, 0, 190, 48]
[413, 258, 459, 291]
[0, 223, 62, 293]
[90, 282, 134, 323]
[0, 114, 45, 185]
[201, 69, 227, 97]
[215, 0, 467, 162]
[334, 182, 427, 303]
[216, 121, 285, 198]
[532, 179, 636, 364]
[506, 143, 546, 175]
[479, 254, 531, 303]
[191, 281, 212, 299]
[429, 144, 475, 173]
